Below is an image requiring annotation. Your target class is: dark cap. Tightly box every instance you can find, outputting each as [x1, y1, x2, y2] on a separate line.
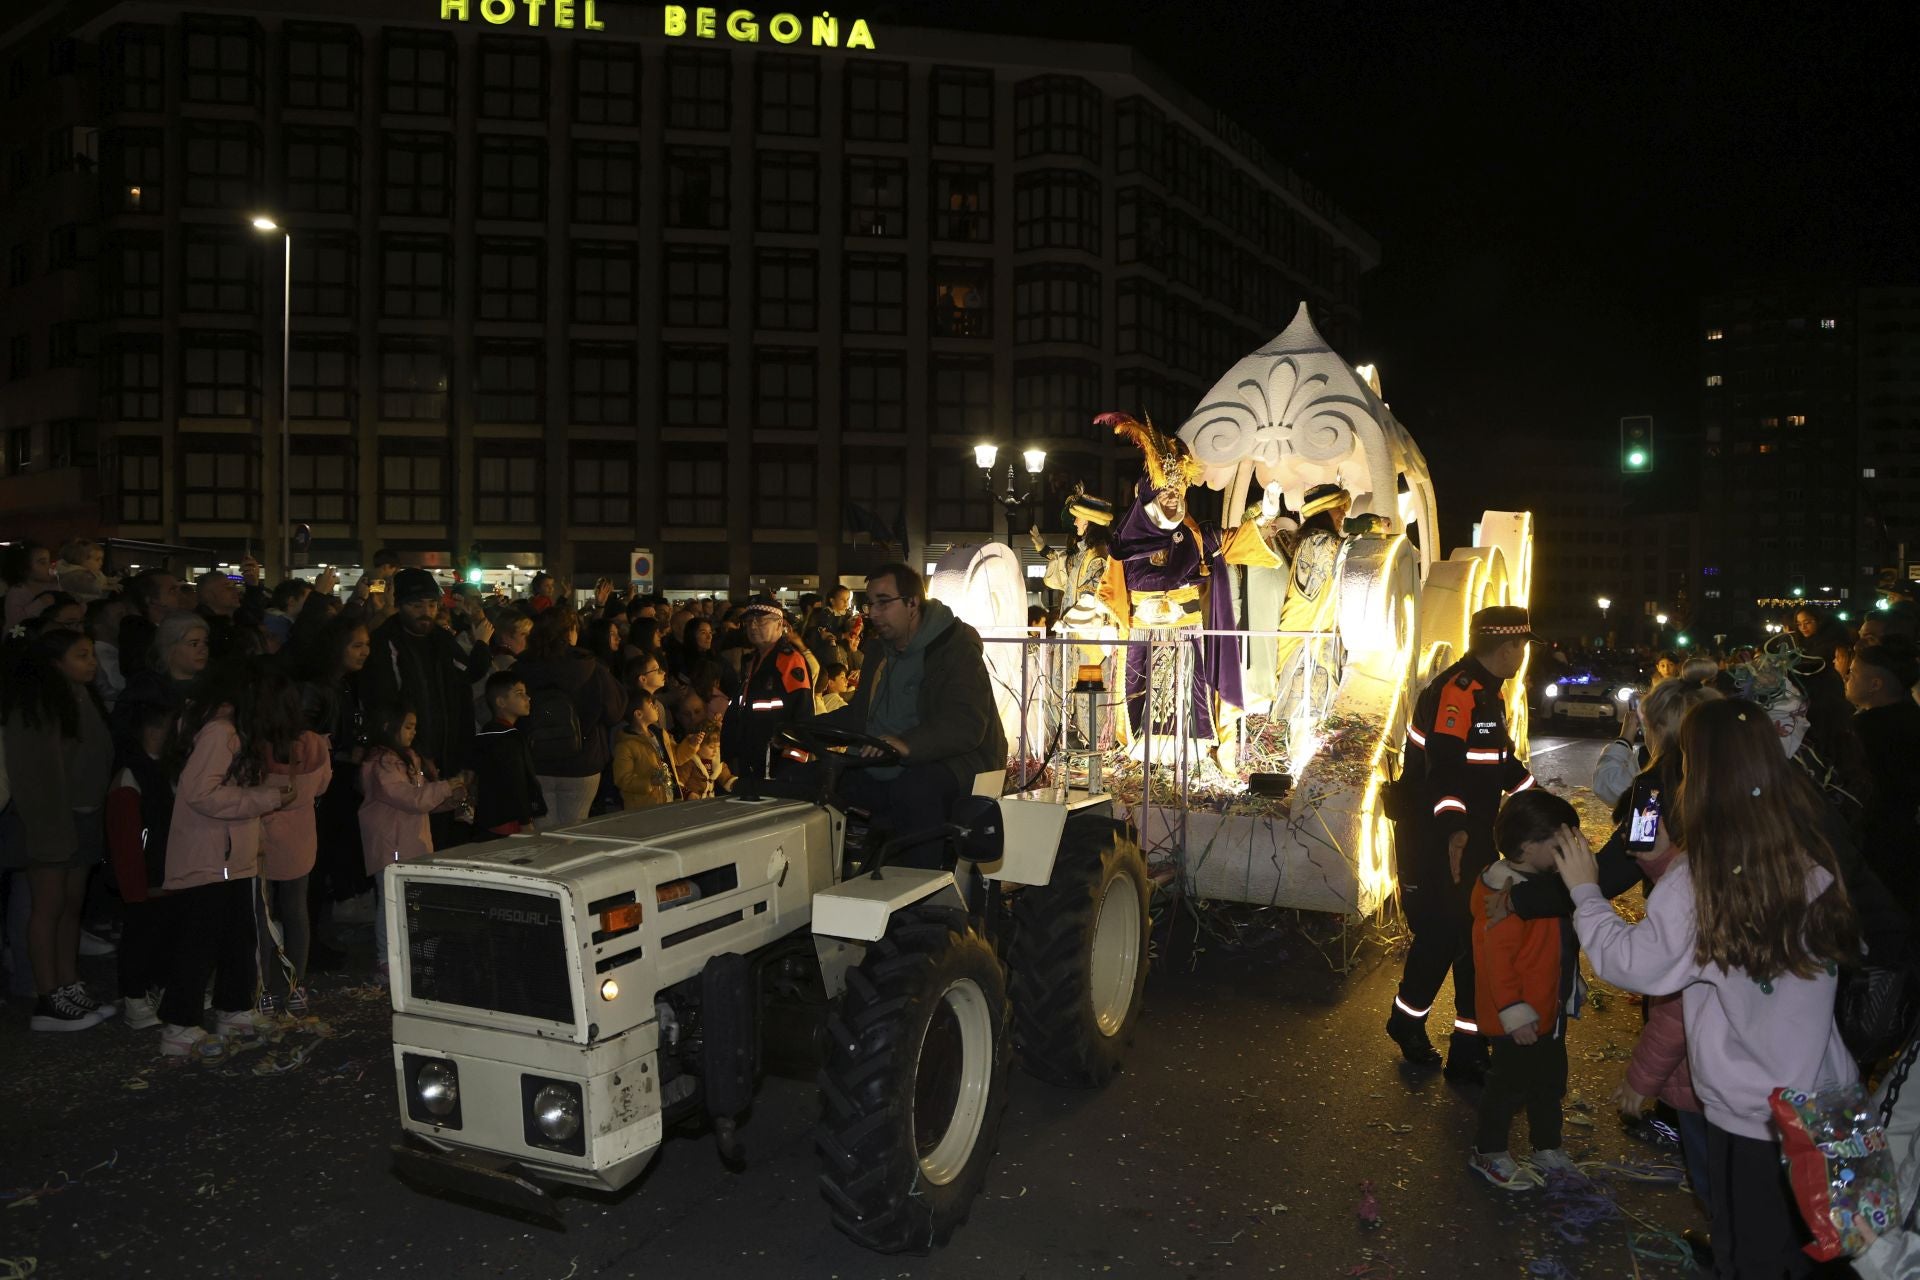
[393, 567, 441, 604]
[1471, 604, 1541, 643]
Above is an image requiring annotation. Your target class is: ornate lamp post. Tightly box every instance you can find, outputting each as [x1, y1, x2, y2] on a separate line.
[251, 215, 292, 577]
[974, 442, 1047, 545]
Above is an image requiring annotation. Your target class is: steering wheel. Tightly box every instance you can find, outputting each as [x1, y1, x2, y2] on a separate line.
[775, 723, 903, 770]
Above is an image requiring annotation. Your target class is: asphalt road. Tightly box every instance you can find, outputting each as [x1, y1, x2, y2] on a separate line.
[4, 733, 1714, 1280]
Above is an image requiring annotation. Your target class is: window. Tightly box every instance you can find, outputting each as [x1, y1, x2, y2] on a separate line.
[844, 254, 905, 335]
[571, 342, 634, 425]
[183, 122, 260, 209]
[379, 438, 447, 522]
[103, 231, 163, 318]
[478, 38, 545, 120]
[930, 355, 992, 436]
[102, 25, 164, 113]
[755, 447, 814, 528]
[476, 238, 544, 322]
[572, 240, 637, 324]
[1704, 327, 1724, 341]
[665, 146, 728, 228]
[1705, 374, 1722, 387]
[575, 43, 640, 125]
[1015, 265, 1100, 346]
[6, 427, 31, 473]
[285, 127, 357, 214]
[931, 163, 992, 242]
[844, 352, 905, 433]
[1820, 317, 1837, 330]
[755, 250, 816, 330]
[846, 156, 907, 236]
[1115, 97, 1167, 179]
[102, 128, 164, 214]
[1015, 75, 1102, 162]
[180, 332, 258, 419]
[755, 348, 816, 429]
[7, 334, 28, 381]
[383, 31, 454, 116]
[1015, 170, 1102, 253]
[183, 229, 257, 314]
[381, 234, 449, 318]
[476, 135, 545, 221]
[286, 23, 358, 110]
[182, 15, 259, 107]
[291, 232, 356, 318]
[474, 341, 543, 424]
[289, 336, 355, 420]
[570, 441, 634, 526]
[289, 436, 356, 523]
[474, 440, 543, 523]
[377, 339, 448, 421]
[930, 67, 993, 148]
[844, 62, 907, 142]
[755, 54, 817, 136]
[573, 140, 637, 223]
[663, 246, 728, 328]
[103, 336, 163, 420]
[1864, 467, 1878, 479]
[844, 451, 905, 531]
[1014, 359, 1098, 438]
[756, 150, 818, 233]
[1116, 278, 1166, 361]
[179, 433, 258, 521]
[932, 259, 992, 338]
[930, 452, 993, 531]
[1786, 414, 1807, 427]
[662, 345, 726, 427]
[663, 445, 726, 526]
[382, 131, 453, 216]
[665, 49, 730, 131]
[1761, 416, 1780, 428]
[114, 436, 163, 523]
[48, 321, 91, 369]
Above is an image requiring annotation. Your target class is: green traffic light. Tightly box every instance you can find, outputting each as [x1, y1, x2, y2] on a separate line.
[466, 567, 486, 585]
[1627, 449, 1647, 467]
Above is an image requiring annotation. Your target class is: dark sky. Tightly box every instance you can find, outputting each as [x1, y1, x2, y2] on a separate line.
[908, 0, 1920, 485]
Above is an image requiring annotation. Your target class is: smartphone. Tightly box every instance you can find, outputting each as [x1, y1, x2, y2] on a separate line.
[1626, 775, 1663, 854]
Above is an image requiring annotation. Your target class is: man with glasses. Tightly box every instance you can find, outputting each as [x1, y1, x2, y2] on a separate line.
[719, 598, 815, 783]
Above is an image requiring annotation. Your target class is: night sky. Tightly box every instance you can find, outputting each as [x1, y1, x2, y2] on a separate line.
[910, 0, 1920, 533]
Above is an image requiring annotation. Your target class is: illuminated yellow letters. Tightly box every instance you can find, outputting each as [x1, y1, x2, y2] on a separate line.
[526, 0, 544, 24]
[664, 4, 687, 34]
[696, 7, 716, 36]
[585, 0, 603, 29]
[811, 11, 837, 46]
[480, 0, 514, 23]
[553, 0, 573, 24]
[846, 17, 873, 48]
[727, 9, 759, 40]
[440, 0, 469, 19]
[768, 12, 801, 42]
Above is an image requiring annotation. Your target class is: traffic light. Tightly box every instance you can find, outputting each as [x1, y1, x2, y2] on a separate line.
[1620, 415, 1654, 473]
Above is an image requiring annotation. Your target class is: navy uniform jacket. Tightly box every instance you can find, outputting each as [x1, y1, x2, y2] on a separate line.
[1403, 653, 1534, 879]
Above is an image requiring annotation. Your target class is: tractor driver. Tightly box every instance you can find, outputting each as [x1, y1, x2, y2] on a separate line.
[826, 561, 1008, 866]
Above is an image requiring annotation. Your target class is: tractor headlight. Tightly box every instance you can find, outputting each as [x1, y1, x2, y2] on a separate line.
[1616, 687, 1635, 704]
[1544, 684, 1559, 699]
[417, 1060, 459, 1118]
[522, 1077, 585, 1154]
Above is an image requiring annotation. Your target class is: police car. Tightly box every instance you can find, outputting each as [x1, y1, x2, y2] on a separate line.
[1539, 665, 1634, 729]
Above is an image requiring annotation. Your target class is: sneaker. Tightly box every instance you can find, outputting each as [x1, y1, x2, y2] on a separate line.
[286, 986, 310, 1016]
[1469, 1150, 1542, 1191]
[78, 929, 118, 957]
[258, 989, 284, 1016]
[215, 1009, 271, 1041]
[1385, 1007, 1443, 1067]
[74, 982, 119, 1018]
[123, 993, 161, 1030]
[1526, 1149, 1584, 1179]
[159, 1023, 227, 1059]
[30, 988, 109, 1032]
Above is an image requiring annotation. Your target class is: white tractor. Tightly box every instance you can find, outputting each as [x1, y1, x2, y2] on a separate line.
[387, 727, 1149, 1254]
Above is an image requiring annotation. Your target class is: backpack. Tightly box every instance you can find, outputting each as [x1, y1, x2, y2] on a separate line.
[525, 684, 584, 771]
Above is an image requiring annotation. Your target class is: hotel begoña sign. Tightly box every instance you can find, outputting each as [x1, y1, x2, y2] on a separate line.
[437, 1, 876, 49]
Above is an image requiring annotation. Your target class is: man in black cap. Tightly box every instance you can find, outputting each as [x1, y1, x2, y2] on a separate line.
[720, 597, 815, 783]
[362, 568, 495, 834]
[1385, 604, 1538, 1084]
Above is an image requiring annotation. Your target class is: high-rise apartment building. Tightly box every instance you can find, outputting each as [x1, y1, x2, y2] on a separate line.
[0, 1, 1378, 593]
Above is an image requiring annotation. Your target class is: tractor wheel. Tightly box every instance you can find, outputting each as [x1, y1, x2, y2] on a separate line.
[816, 905, 1011, 1254]
[1007, 818, 1150, 1087]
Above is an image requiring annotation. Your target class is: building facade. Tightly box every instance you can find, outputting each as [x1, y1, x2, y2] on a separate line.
[0, 0, 1378, 592]
[1858, 286, 1920, 591]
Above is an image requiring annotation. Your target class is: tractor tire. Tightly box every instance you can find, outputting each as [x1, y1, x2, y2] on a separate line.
[816, 905, 1011, 1254]
[1007, 817, 1150, 1087]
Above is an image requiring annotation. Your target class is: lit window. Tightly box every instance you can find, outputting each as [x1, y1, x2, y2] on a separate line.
[1786, 414, 1806, 427]
[1761, 416, 1779, 427]
[1705, 374, 1723, 387]
[1758, 443, 1775, 454]
[1820, 318, 1837, 330]
[1705, 328, 1724, 341]
[1864, 467, 1877, 479]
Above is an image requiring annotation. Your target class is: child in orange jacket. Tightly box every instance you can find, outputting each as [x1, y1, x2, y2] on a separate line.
[1468, 788, 1588, 1192]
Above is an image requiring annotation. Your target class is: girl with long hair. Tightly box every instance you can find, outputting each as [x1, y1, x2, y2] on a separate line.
[2, 628, 118, 1031]
[1558, 697, 1862, 1276]
[358, 702, 465, 986]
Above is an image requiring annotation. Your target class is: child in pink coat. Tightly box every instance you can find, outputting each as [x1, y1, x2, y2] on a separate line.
[257, 729, 332, 1014]
[358, 705, 468, 984]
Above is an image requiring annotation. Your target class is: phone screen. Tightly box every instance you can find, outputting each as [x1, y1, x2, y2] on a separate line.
[1626, 777, 1663, 854]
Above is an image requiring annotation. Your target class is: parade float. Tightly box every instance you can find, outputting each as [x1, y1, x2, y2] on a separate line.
[935, 304, 1535, 925]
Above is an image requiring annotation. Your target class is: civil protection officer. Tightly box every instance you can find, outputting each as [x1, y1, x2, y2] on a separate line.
[1385, 605, 1538, 1084]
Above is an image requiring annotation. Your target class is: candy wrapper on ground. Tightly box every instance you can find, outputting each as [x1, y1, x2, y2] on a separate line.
[1771, 1083, 1902, 1260]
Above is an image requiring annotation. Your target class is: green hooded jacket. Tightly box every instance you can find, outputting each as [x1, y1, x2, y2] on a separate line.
[836, 598, 1008, 786]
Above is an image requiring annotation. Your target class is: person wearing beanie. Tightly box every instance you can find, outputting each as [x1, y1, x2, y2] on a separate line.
[359, 568, 493, 821]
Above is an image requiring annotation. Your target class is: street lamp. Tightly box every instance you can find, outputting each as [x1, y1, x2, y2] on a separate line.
[1596, 596, 1612, 646]
[1655, 612, 1669, 627]
[251, 215, 291, 577]
[975, 442, 1048, 544]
